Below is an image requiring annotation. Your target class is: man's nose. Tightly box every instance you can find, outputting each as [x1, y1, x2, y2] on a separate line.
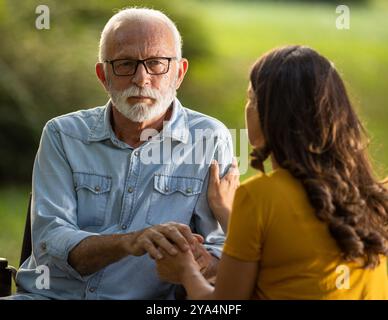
[131, 62, 151, 87]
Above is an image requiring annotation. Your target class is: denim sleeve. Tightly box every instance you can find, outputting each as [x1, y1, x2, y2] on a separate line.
[192, 131, 234, 259]
[31, 121, 98, 281]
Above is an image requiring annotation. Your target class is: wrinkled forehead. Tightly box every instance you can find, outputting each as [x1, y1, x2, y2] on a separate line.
[105, 19, 176, 60]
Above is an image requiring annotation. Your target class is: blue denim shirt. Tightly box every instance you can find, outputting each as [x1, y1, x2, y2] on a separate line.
[16, 98, 233, 299]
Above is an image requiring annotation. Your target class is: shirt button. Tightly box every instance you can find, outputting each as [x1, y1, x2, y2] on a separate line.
[186, 188, 192, 194]
[121, 225, 127, 230]
[40, 242, 47, 251]
[127, 187, 133, 193]
[94, 186, 100, 192]
[89, 287, 96, 293]
[164, 186, 169, 192]
[134, 151, 139, 156]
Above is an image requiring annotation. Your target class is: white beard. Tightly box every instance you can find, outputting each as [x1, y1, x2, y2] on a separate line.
[108, 82, 177, 122]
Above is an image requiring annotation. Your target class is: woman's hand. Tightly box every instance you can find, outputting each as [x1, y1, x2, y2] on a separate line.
[207, 158, 240, 232]
[156, 245, 201, 284]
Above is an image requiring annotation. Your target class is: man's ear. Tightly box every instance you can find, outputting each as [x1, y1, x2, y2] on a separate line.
[96, 62, 109, 91]
[175, 58, 189, 90]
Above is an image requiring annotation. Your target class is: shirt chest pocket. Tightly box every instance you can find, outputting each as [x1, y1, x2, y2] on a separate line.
[146, 174, 203, 226]
[73, 172, 112, 229]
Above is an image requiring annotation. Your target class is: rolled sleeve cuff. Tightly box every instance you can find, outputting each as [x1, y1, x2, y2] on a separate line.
[43, 230, 99, 281]
[203, 228, 225, 259]
[205, 244, 224, 259]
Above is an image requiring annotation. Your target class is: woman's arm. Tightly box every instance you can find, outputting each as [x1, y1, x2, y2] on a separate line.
[211, 253, 259, 299]
[157, 248, 259, 300]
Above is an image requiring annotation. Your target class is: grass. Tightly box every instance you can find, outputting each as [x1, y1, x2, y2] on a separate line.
[0, 185, 30, 294]
[0, 185, 30, 269]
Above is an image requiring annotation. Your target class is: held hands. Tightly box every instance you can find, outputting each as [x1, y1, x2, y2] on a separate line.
[125, 222, 203, 260]
[156, 241, 203, 285]
[155, 235, 218, 285]
[123, 221, 211, 284]
[207, 158, 240, 232]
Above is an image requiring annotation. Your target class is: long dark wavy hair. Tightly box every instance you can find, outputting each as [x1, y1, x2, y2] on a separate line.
[249, 45, 388, 268]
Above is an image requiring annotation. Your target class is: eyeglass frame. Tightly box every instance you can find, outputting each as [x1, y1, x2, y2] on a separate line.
[104, 57, 178, 76]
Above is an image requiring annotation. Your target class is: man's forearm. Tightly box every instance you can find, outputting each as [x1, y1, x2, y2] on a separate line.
[68, 232, 137, 276]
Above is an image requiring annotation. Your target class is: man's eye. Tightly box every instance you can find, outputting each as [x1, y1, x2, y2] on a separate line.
[147, 60, 162, 66]
[118, 61, 135, 67]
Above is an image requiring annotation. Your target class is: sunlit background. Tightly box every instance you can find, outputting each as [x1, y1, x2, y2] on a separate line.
[1, 0, 387, 273]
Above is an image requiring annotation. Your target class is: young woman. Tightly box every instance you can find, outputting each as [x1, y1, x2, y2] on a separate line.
[156, 45, 388, 299]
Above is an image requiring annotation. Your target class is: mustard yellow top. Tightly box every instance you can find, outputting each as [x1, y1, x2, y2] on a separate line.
[223, 168, 388, 300]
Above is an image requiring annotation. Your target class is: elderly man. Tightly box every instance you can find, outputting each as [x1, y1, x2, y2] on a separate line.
[10, 8, 233, 299]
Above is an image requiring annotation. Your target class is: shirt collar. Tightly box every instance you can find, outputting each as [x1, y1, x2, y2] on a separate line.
[87, 98, 189, 144]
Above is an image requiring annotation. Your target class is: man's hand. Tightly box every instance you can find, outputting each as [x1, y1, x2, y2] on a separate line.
[124, 222, 199, 260]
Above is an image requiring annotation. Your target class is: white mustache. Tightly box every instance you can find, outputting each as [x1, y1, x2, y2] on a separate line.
[118, 86, 163, 101]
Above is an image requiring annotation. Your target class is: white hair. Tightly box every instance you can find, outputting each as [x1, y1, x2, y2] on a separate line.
[98, 7, 182, 62]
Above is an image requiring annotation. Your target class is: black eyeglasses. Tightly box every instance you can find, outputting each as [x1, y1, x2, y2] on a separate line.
[104, 57, 177, 76]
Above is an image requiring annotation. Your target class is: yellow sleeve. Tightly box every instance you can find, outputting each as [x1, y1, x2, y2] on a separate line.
[223, 185, 262, 261]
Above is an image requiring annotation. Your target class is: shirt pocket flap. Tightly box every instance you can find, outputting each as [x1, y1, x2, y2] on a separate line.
[153, 174, 203, 196]
[74, 173, 111, 194]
